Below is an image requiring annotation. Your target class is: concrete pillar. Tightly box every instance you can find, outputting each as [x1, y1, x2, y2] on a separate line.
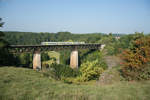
[33, 51, 41, 70]
[57, 57, 60, 64]
[70, 50, 78, 69]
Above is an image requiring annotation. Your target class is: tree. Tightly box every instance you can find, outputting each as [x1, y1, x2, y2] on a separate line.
[0, 18, 15, 66]
[121, 36, 150, 80]
[41, 52, 50, 61]
[0, 18, 9, 65]
[19, 53, 30, 67]
[0, 18, 6, 48]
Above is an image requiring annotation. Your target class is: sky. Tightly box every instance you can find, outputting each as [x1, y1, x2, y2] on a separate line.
[0, 0, 150, 34]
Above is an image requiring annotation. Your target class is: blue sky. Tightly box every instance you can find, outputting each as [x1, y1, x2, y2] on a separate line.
[0, 0, 150, 33]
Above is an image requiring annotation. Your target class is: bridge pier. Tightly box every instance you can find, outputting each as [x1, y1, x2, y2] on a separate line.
[70, 50, 78, 69]
[33, 51, 41, 70]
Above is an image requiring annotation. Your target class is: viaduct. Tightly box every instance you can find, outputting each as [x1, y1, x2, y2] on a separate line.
[7, 44, 101, 69]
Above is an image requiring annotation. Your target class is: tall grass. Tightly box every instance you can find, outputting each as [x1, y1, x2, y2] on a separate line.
[0, 67, 150, 100]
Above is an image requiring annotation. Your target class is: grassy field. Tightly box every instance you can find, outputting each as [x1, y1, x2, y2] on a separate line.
[0, 67, 150, 100]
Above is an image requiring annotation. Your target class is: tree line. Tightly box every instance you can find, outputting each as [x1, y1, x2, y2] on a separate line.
[4, 31, 107, 45]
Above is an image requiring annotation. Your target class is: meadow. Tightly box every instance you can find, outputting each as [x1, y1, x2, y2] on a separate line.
[0, 67, 150, 100]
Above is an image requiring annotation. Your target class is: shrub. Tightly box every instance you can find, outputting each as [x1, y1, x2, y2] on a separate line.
[81, 51, 107, 70]
[76, 60, 104, 82]
[105, 45, 116, 55]
[42, 59, 56, 69]
[121, 36, 150, 80]
[43, 63, 80, 80]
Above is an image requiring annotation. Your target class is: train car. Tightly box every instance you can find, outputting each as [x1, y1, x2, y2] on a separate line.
[41, 42, 85, 45]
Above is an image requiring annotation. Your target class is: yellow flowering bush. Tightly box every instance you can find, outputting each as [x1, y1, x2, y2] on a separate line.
[77, 60, 104, 82]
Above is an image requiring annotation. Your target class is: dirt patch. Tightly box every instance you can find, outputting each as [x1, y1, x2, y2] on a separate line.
[98, 68, 124, 85]
[97, 55, 124, 85]
[104, 56, 122, 69]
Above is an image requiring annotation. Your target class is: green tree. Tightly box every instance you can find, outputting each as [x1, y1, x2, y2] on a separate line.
[0, 18, 7, 65]
[0, 18, 15, 66]
[19, 53, 30, 67]
[0, 18, 6, 48]
[41, 52, 50, 61]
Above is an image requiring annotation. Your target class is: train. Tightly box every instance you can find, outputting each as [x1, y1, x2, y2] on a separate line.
[41, 42, 85, 45]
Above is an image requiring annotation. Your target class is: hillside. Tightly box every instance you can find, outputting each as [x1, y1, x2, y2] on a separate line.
[0, 67, 150, 100]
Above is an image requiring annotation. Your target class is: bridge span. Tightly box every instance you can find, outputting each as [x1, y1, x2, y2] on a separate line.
[7, 43, 101, 69]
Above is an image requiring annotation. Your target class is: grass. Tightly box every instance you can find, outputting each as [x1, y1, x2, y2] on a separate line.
[0, 67, 150, 100]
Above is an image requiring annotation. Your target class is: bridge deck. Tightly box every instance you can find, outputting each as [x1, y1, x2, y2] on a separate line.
[9, 43, 101, 47]
[7, 43, 101, 53]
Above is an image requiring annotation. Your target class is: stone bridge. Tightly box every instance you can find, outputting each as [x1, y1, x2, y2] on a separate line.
[7, 44, 101, 69]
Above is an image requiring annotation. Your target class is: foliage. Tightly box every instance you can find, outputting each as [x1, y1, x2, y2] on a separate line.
[81, 50, 107, 70]
[18, 53, 31, 66]
[4, 31, 104, 45]
[105, 44, 116, 55]
[11, 53, 33, 67]
[103, 32, 144, 55]
[0, 18, 16, 66]
[98, 34, 116, 45]
[121, 36, 150, 80]
[60, 50, 71, 65]
[42, 58, 57, 69]
[98, 34, 118, 55]
[41, 52, 50, 61]
[45, 63, 80, 80]
[76, 60, 104, 82]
